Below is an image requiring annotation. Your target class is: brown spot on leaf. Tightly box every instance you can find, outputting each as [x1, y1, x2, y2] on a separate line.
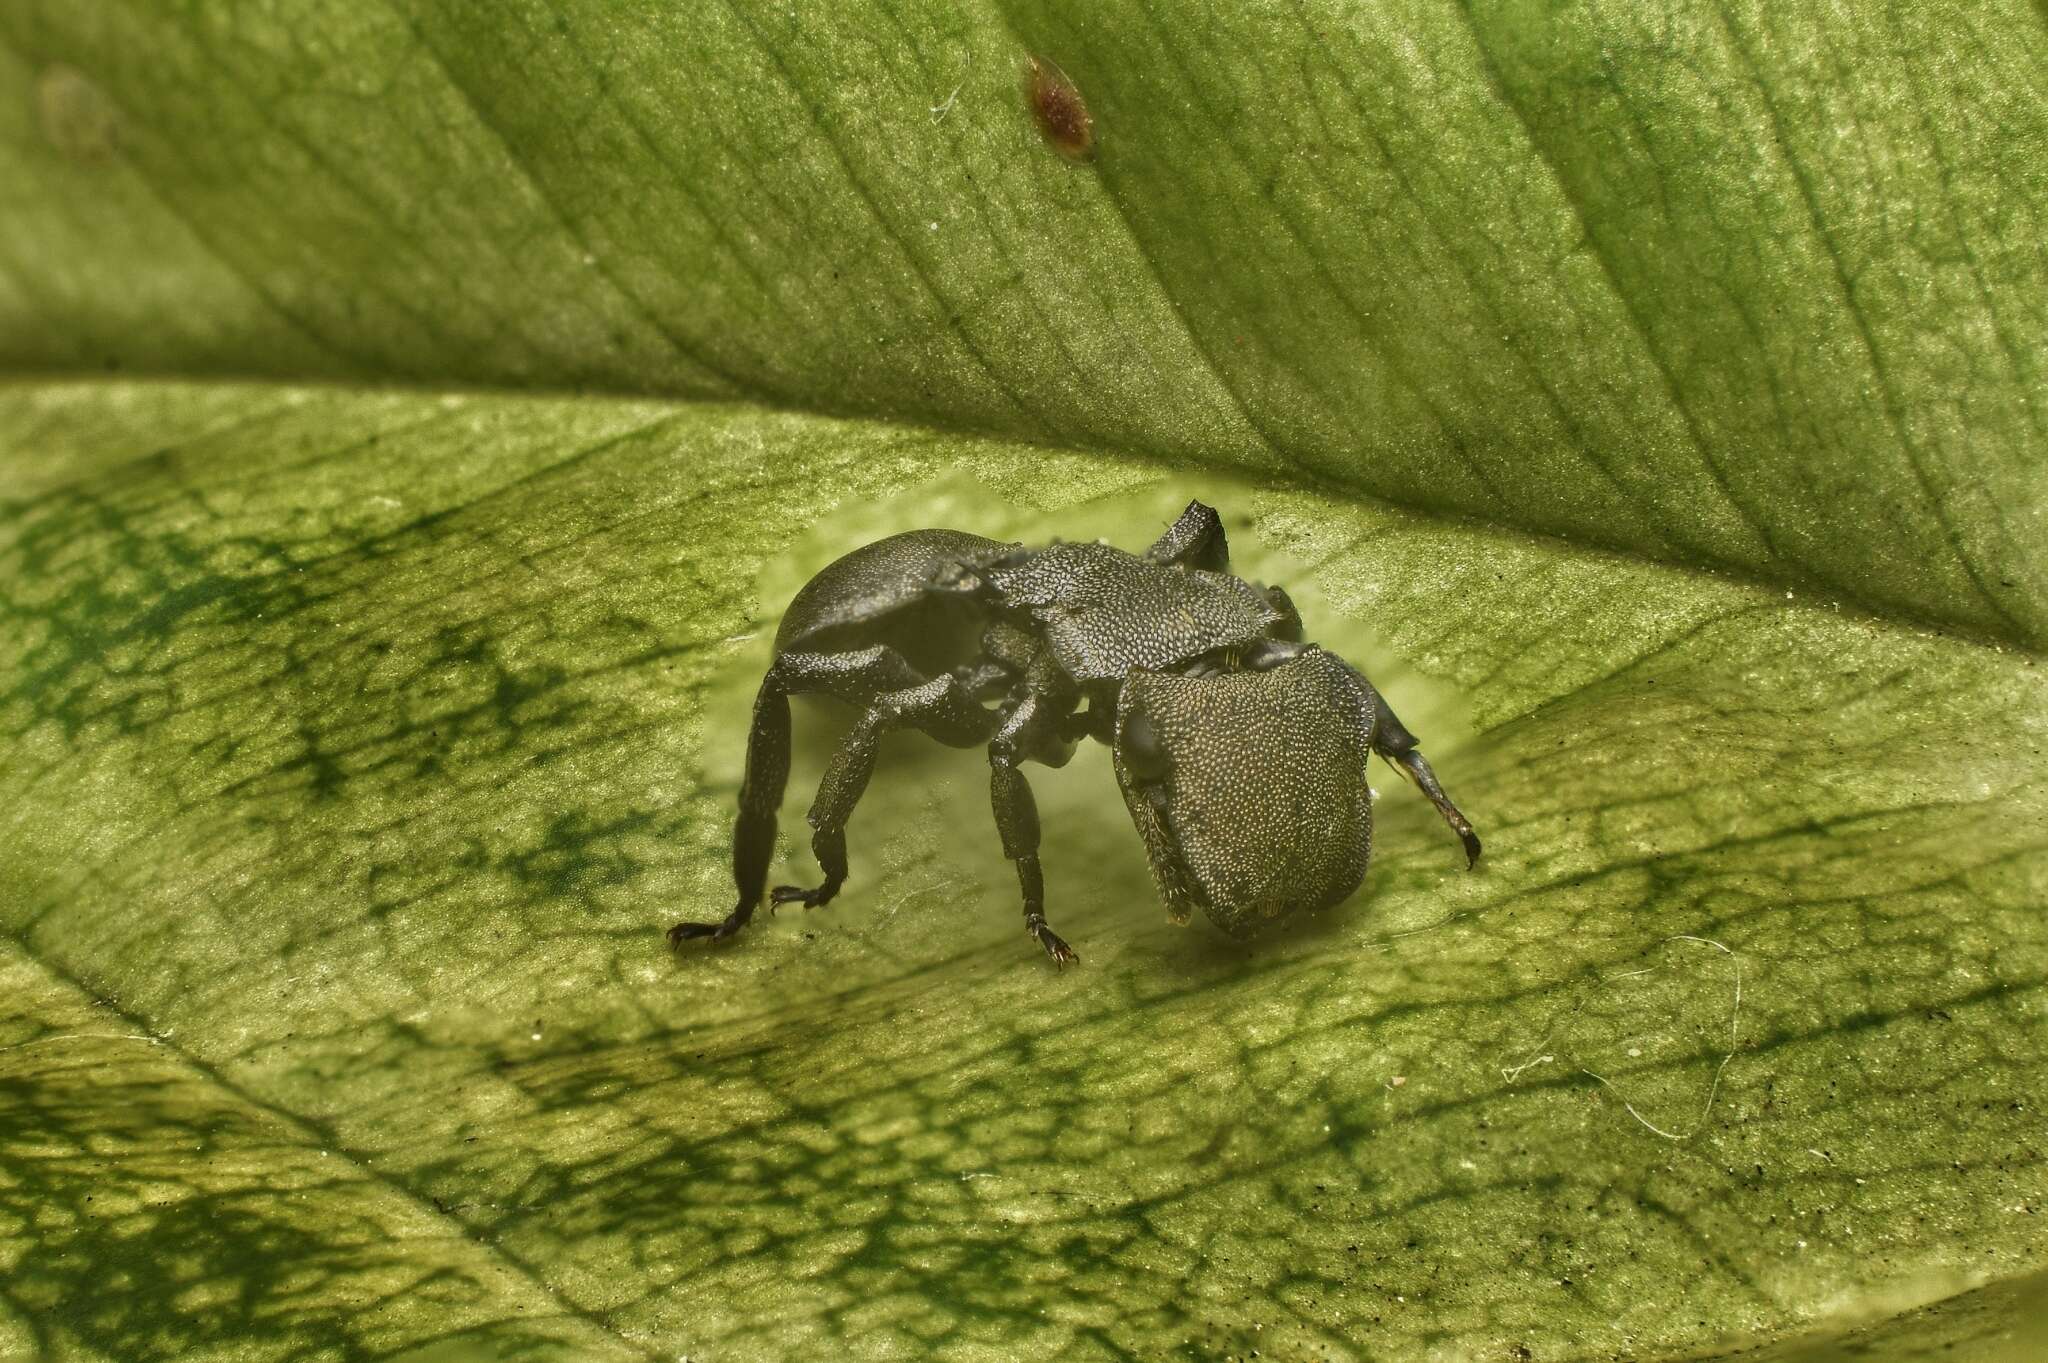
[36, 64, 121, 164]
[1027, 55, 1095, 162]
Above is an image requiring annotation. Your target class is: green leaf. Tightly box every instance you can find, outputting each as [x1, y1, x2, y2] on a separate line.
[0, 3, 2042, 1362]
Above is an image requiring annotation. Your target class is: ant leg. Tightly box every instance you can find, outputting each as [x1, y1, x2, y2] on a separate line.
[771, 673, 996, 911]
[989, 697, 1077, 967]
[670, 669, 788, 947]
[672, 645, 936, 949]
[1352, 673, 1482, 868]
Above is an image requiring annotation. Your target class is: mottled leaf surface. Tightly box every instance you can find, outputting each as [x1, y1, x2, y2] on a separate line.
[1, 1, 2044, 1360]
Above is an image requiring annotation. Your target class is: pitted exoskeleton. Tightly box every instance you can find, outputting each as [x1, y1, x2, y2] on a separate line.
[669, 501, 1480, 966]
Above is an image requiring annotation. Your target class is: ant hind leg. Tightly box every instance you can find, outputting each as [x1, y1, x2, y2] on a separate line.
[670, 667, 791, 946]
[1351, 671, 1482, 868]
[769, 671, 996, 912]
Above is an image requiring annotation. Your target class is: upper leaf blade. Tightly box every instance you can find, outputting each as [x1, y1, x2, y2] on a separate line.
[0, 1, 2041, 639]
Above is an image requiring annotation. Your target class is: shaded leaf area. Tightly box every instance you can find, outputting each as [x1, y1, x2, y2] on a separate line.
[1, 382, 2044, 1360]
[0, 948, 650, 1363]
[0, 1, 2041, 644]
